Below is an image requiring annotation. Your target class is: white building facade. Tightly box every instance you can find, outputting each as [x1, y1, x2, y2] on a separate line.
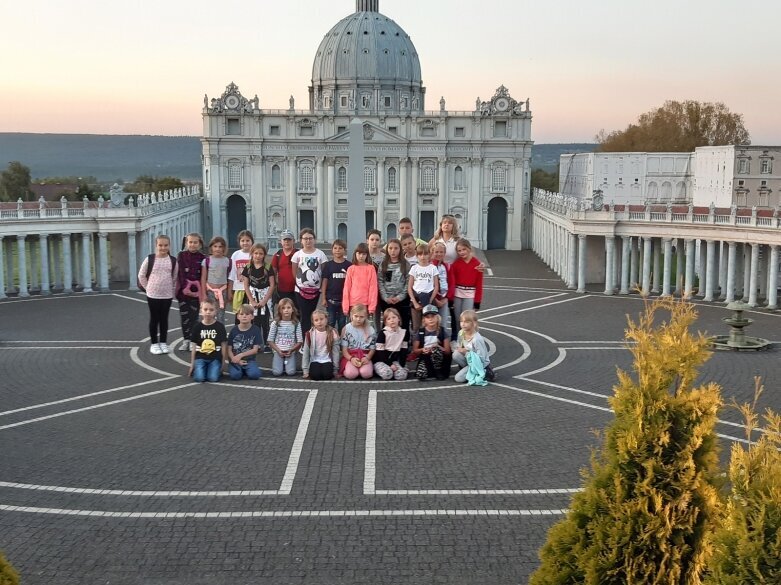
[201, 0, 533, 249]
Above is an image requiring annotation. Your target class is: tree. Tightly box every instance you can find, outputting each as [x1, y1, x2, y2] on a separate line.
[0, 551, 19, 585]
[123, 175, 184, 194]
[530, 299, 723, 585]
[0, 161, 33, 202]
[596, 100, 750, 152]
[706, 380, 781, 584]
[531, 167, 559, 192]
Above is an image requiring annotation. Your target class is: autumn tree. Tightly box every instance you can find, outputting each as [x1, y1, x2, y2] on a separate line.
[596, 100, 750, 152]
[0, 161, 33, 202]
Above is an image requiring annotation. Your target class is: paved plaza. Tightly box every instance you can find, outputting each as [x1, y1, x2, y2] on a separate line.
[1, 250, 780, 585]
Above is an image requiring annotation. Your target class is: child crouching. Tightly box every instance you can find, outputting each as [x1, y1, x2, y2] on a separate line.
[452, 310, 494, 383]
[373, 308, 410, 380]
[340, 304, 376, 379]
[302, 308, 341, 380]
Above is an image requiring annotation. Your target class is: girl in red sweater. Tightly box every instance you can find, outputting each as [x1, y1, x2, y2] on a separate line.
[342, 243, 379, 319]
[448, 238, 484, 329]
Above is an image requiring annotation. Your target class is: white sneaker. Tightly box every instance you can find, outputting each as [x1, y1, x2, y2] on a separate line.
[150, 343, 162, 355]
[178, 340, 190, 352]
[159, 343, 170, 354]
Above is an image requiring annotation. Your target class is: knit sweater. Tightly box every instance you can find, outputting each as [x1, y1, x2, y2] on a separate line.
[342, 263, 379, 315]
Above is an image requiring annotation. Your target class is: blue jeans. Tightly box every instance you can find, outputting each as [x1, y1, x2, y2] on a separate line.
[193, 358, 221, 382]
[327, 300, 347, 333]
[228, 361, 261, 380]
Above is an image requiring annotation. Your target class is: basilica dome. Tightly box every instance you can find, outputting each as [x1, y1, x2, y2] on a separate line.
[309, 0, 425, 113]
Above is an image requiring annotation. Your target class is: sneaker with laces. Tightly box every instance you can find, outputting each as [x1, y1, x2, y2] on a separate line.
[178, 340, 190, 352]
[159, 343, 170, 354]
[150, 343, 162, 355]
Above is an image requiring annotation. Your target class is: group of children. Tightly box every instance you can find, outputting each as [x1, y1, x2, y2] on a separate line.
[138, 216, 492, 385]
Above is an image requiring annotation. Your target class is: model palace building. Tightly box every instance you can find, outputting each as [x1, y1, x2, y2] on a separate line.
[201, 0, 532, 249]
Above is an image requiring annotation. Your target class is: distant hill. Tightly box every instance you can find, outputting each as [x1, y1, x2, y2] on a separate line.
[0, 133, 595, 180]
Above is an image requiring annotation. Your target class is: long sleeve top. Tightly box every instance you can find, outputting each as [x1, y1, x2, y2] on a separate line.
[342, 263, 379, 315]
[378, 261, 409, 303]
[455, 330, 490, 367]
[301, 328, 341, 375]
[374, 328, 410, 365]
[138, 255, 177, 299]
[447, 256, 483, 303]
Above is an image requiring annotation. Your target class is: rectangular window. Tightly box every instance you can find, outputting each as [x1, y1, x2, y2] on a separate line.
[738, 159, 749, 174]
[269, 125, 280, 136]
[761, 159, 772, 173]
[340, 95, 348, 107]
[300, 126, 314, 136]
[384, 96, 391, 108]
[337, 126, 346, 133]
[388, 126, 398, 134]
[493, 121, 507, 137]
[387, 199, 397, 206]
[421, 127, 435, 137]
[226, 118, 240, 135]
[454, 127, 465, 137]
[338, 198, 347, 205]
[738, 180, 745, 187]
[761, 180, 768, 187]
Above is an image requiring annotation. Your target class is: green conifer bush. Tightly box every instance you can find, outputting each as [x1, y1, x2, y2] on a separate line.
[530, 300, 723, 585]
[706, 380, 781, 584]
[0, 552, 19, 585]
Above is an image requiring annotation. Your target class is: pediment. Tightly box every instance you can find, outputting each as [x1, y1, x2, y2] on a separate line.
[325, 122, 408, 144]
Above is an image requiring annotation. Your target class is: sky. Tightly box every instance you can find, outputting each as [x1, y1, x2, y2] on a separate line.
[1, 0, 779, 144]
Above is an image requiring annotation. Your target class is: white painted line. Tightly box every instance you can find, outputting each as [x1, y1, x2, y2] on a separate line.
[0, 383, 197, 431]
[485, 276, 564, 282]
[0, 504, 568, 518]
[0, 481, 282, 497]
[478, 293, 568, 315]
[483, 295, 588, 318]
[374, 488, 581, 495]
[556, 341, 630, 345]
[210, 382, 312, 394]
[562, 347, 629, 351]
[491, 381, 613, 414]
[1, 340, 138, 344]
[111, 293, 148, 304]
[479, 326, 530, 371]
[364, 390, 377, 495]
[486, 268, 494, 276]
[518, 377, 609, 400]
[374, 384, 467, 393]
[278, 390, 318, 494]
[1, 346, 135, 350]
[515, 348, 567, 378]
[0, 377, 176, 417]
[477, 320, 558, 344]
[129, 347, 179, 377]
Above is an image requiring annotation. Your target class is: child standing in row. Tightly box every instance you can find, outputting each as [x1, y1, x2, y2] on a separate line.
[373, 308, 410, 380]
[292, 228, 328, 334]
[452, 310, 493, 384]
[367, 229, 385, 268]
[340, 304, 376, 380]
[342, 243, 378, 319]
[430, 241, 450, 332]
[242, 243, 275, 348]
[320, 239, 351, 332]
[227, 304, 262, 380]
[412, 305, 452, 381]
[138, 235, 177, 355]
[189, 299, 227, 383]
[302, 308, 341, 380]
[448, 238, 484, 331]
[201, 236, 231, 324]
[267, 298, 303, 376]
[400, 233, 418, 267]
[271, 229, 297, 303]
[378, 238, 410, 331]
[176, 233, 206, 352]
[228, 230, 254, 320]
[408, 244, 439, 333]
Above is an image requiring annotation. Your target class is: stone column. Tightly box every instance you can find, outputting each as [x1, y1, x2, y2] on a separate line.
[604, 236, 615, 295]
[326, 159, 335, 241]
[641, 236, 652, 295]
[29, 240, 40, 292]
[619, 236, 631, 294]
[98, 232, 110, 292]
[128, 231, 138, 291]
[675, 240, 684, 295]
[758, 245, 768, 301]
[287, 156, 297, 232]
[399, 158, 408, 221]
[568, 233, 577, 289]
[376, 157, 386, 237]
[468, 157, 481, 241]
[684, 239, 695, 298]
[437, 157, 447, 219]
[0, 236, 5, 299]
[742, 244, 751, 301]
[629, 237, 638, 289]
[704, 239, 716, 302]
[410, 157, 419, 228]
[17, 235, 29, 297]
[81, 232, 93, 292]
[767, 245, 779, 310]
[62, 234, 73, 293]
[662, 238, 673, 297]
[39, 233, 51, 295]
[577, 234, 587, 293]
[4, 238, 17, 294]
[718, 241, 728, 299]
[748, 243, 760, 307]
[651, 238, 661, 294]
[725, 241, 736, 303]
[316, 157, 325, 239]
[72, 236, 81, 289]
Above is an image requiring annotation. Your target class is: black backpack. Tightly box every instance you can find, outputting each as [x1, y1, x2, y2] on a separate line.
[140, 254, 177, 291]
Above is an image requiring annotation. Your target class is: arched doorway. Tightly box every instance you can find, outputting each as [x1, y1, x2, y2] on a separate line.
[226, 194, 247, 249]
[486, 197, 508, 250]
[386, 223, 397, 241]
[337, 223, 347, 242]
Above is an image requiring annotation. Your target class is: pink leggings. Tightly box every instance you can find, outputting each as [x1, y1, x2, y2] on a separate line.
[343, 362, 373, 379]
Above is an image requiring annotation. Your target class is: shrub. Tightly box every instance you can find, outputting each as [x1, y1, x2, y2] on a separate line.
[706, 379, 781, 584]
[530, 299, 723, 585]
[0, 551, 19, 585]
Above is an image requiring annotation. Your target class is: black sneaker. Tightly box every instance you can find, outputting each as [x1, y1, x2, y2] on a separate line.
[485, 365, 496, 382]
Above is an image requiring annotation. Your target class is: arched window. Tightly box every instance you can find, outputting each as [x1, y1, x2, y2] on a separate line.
[387, 167, 397, 192]
[454, 165, 464, 190]
[337, 166, 347, 192]
[299, 163, 314, 192]
[491, 165, 506, 193]
[386, 223, 397, 240]
[661, 181, 672, 201]
[271, 164, 281, 189]
[364, 166, 376, 193]
[647, 181, 658, 200]
[228, 160, 242, 189]
[421, 166, 436, 192]
[676, 181, 687, 200]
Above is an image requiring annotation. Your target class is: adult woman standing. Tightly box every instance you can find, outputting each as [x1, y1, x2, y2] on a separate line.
[430, 215, 461, 264]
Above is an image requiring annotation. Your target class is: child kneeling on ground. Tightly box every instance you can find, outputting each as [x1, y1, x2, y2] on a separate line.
[189, 299, 228, 383]
[268, 298, 303, 376]
[340, 304, 376, 380]
[227, 304, 263, 380]
[452, 310, 494, 383]
[412, 304, 452, 381]
[373, 308, 410, 380]
[302, 308, 341, 380]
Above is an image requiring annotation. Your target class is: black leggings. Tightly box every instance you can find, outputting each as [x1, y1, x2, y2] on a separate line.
[308, 362, 335, 381]
[296, 293, 320, 334]
[179, 298, 199, 341]
[379, 298, 411, 332]
[147, 297, 173, 343]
